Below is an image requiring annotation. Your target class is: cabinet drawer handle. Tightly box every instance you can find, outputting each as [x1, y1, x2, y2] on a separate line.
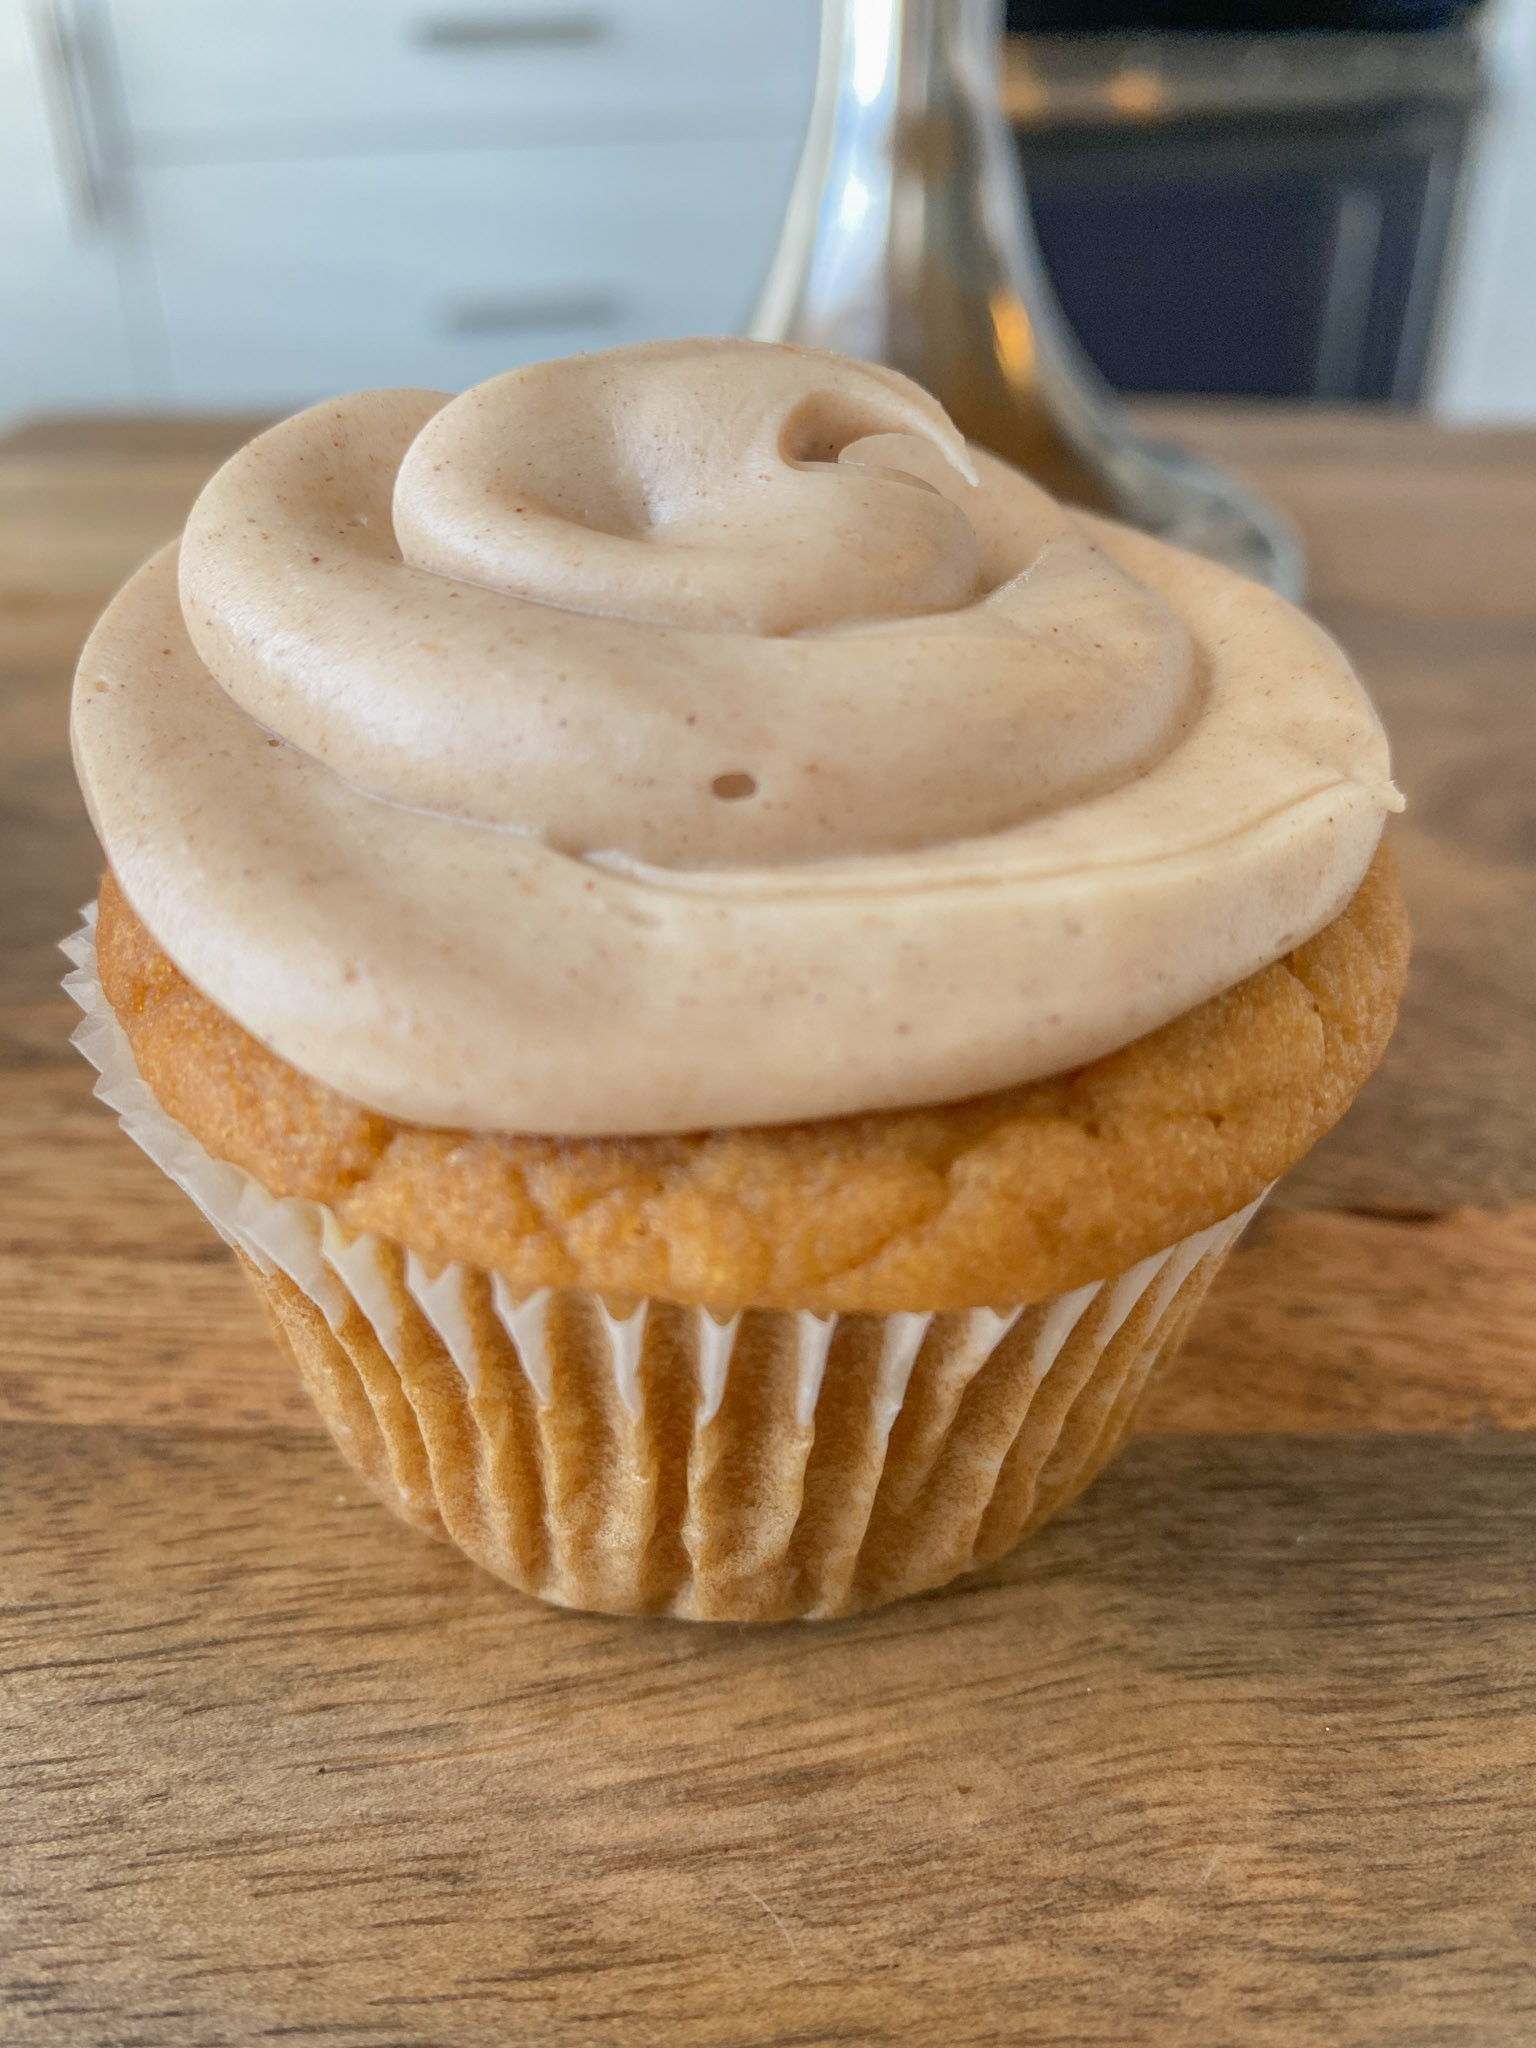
[442, 290, 621, 335]
[414, 12, 606, 49]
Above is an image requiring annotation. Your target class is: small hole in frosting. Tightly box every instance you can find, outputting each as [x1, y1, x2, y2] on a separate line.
[711, 772, 757, 802]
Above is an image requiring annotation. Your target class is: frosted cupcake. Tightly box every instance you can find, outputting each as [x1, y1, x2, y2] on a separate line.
[69, 339, 1407, 1620]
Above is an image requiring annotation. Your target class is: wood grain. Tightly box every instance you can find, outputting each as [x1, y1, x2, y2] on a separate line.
[3, 405, 1535, 2047]
[4, 1423, 1534, 2048]
[1149, 1202, 1536, 1434]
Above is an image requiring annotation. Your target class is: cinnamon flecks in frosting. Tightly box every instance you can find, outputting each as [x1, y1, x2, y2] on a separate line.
[170, 345, 1191, 866]
[72, 339, 1402, 1136]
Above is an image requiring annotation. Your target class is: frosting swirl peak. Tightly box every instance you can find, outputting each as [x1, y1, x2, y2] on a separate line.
[174, 341, 1194, 868]
[73, 340, 1399, 1134]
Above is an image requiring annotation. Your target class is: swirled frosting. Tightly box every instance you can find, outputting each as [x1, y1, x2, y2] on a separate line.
[72, 338, 1400, 1134]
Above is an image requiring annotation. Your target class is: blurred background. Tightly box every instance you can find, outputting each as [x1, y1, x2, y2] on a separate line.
[1, 0, 1532, 427]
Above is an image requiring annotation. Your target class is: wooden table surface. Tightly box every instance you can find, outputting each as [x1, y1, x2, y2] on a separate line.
[3, 405, 1534, 2048]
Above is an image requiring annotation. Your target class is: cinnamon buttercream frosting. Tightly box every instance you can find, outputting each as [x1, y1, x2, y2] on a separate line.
[71, 338, 1400, 1135]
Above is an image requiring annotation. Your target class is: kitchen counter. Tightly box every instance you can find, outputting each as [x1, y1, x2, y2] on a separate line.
[3, 404, 1534, 2046]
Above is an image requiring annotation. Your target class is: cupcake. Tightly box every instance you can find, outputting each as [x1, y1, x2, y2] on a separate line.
[68, 339, 1407, 1621]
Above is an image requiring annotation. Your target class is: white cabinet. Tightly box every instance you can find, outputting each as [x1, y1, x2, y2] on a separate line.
[105, 0, 817, 150]
[0, 4, 141, 415]
[1, 0, 818, 419]
[141, 134, 805, 407]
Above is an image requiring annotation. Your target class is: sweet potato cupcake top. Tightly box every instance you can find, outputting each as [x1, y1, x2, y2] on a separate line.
[72, 337, 1401, 1149]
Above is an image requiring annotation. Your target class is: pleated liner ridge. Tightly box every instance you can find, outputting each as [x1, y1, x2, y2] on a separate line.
[65, 908, 1260, 1622]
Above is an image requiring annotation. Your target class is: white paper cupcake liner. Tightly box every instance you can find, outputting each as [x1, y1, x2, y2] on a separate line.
[65, 907, 1262, 1621]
